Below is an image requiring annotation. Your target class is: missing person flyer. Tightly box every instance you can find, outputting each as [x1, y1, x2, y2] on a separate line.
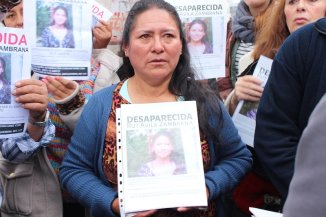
[0, 27, 31, 138]
[116, 101, 207, 216]
[166, 0, 230, 79]
[25, 0, 93, 80]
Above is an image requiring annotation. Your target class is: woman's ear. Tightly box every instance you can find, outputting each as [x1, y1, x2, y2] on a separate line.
[122, 44, 129, 57]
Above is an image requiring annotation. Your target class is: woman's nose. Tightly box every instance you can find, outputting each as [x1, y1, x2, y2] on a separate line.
[16, 13, 23, 28]
[296, 0, 306, 12]
[152, 37, 164, 53]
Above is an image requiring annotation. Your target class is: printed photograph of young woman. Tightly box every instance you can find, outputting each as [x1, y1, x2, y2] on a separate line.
[186, 18, 213, 55]
[37, 3, 75, 48]
[126, 129, 187, 178]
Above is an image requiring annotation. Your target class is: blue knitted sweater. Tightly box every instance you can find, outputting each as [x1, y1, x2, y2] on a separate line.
[60, 84, 252, 217]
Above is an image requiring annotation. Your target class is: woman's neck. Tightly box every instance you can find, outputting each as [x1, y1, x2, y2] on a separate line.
[189, 40, 203, 46]
[127, 76, 176, 103]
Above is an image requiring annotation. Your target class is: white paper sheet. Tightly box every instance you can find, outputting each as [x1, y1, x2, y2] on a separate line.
[0, 27, 31, 138]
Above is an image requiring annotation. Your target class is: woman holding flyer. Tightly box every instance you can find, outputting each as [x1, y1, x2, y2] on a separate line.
[41, 5, 75, 48]
[0, 56, 11, 104]
[1, 1, 120, 216]
[60, 0, 252, 216]
[226, 0, 326, 114]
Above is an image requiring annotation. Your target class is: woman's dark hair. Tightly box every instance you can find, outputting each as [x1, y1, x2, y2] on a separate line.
[116, 0, 223, 145]
[186, 19, 208, 44]
[0, 56, 7, 81]
[50, 5, 71, 29]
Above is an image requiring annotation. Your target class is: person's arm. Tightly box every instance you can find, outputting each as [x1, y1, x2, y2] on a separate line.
[59, 88, 118, 217]
[283, 94, 326, 217]
[0, 120, 54, 163]
[254, 37, 304, 199]
[205, 101, 252, 201]
[0, 78, 55, 163]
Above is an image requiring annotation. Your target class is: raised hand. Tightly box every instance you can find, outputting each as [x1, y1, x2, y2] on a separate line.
[43, 76, 77, 101]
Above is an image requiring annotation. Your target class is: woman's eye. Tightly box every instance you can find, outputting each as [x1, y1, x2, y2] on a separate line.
[164, 34, 174, 38]
[140, 34, 150, 39]
[5, 13, 15, 19]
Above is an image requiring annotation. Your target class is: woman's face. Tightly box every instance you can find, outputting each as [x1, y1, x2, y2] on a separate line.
[284, 0, 326, 33]
[3, 2, 23, 28]
[53, 8, 67, 26]
[188, 23, 205, 43]
[152, 135, 173, 160]
[123, 8, 182, 85]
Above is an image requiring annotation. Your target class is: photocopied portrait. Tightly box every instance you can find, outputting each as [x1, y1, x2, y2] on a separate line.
[37, 2, 75, 48]
[185, 17, 213, 55]
[126, 128, 187, 177]
[0, 54, 12, 105]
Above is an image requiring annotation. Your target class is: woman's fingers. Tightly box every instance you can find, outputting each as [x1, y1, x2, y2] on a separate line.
[43, 76, 77, 100]
[234, 75, 264, 101]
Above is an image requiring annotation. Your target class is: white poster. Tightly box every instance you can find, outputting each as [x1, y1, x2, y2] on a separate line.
[166, 0, 230, 79]
[0, 27, 31, 138]
[25, 0, 93, 80]
[116, 101, 207, 216]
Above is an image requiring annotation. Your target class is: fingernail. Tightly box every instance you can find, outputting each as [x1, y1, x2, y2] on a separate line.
[15, 81, 21, 87]
[11, 89, 16, 95]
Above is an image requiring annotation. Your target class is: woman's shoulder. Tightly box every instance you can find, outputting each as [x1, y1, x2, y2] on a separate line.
[91, 83, 118, 101]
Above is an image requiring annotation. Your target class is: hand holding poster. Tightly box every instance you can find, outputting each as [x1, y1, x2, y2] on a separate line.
[0, 27, 31, 138]
[116, 101, 207, 216]
[232, 55, 273, 147]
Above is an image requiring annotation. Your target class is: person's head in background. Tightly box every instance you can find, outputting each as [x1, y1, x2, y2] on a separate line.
[284, 0, 326, 33]
[187, 19, 208, 45]
[50, 5, 70, 29]
[252, 0, 326, 60]
[0, 0, 21, 22]
[2, 1, 23, 28]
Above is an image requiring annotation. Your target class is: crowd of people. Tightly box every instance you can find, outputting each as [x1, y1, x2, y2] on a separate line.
[0, 0, 325, 217]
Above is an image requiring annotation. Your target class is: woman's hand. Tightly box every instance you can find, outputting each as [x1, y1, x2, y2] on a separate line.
[229, 75, 264, 115]
[12, 79, 49, 141]
[112, 198, 157, 217]
[233, 75, 263, 102]
[93, 20, 112, 49]
[176, 187, 210, 212]
[43, 76, 77, 101]
[133, 210, 158, 217]
[13, 79, 48, 120]
[229, 75, 263, 115]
